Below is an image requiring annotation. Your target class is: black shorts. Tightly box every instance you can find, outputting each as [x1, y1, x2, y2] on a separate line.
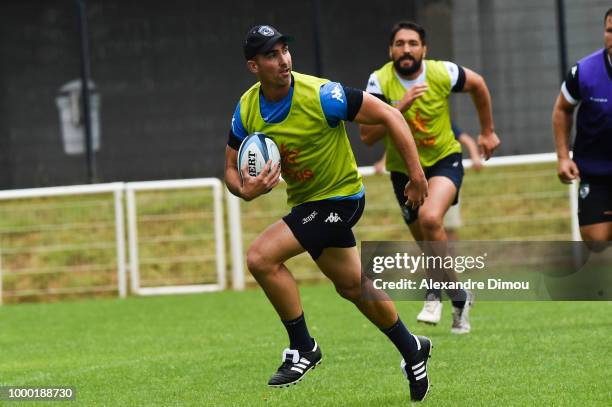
[578, 175, 612, 226]
[282, 196, 365, 260]
[390, 153, 464, 225]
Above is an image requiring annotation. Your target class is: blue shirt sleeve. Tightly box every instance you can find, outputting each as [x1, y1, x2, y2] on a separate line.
[319, 82, 349, 128]
[451, 124, 463, 140]
[231, 102, 249, 142]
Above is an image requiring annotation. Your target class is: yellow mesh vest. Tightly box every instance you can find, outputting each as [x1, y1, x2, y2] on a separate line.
[239, 71, 363, 207]
[374, 60, 461, 174]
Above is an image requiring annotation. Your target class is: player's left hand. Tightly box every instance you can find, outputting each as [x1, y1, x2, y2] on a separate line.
[404, 174, 428, 209]
[478, 131, 500, 160]
[398, 83, 428, 112]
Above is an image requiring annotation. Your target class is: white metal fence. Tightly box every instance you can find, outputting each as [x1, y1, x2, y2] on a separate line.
[0, 183, 126, 304]
[0, 153, 580, 303]
[125, 178, 225, 296]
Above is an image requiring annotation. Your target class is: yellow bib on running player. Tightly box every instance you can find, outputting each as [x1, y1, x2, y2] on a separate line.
[239, 71, 363, 207]
[374, 60, 461, 174]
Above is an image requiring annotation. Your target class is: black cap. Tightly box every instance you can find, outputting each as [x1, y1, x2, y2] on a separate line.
[244, 25, 292, 60]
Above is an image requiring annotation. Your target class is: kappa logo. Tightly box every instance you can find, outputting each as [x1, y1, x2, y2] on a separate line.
[331, 84, 344, 103]
[325, 212, 342, 223]
[579, 183, 590, 199]
[302, 211, 318, 225]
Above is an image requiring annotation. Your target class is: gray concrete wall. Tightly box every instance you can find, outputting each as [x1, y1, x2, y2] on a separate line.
[0, 0, 416, 188]
[0, 0, 608, 188]
[451, 0, 609, 155]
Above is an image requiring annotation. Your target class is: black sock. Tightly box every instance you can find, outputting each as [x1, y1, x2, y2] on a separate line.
[426, 288, 442, 300]
[282, 313, 314, 352]
[381, 316, 418, 362]
[448, 288, 467, 309]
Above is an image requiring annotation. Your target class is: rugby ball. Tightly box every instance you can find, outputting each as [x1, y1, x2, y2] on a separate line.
[237, 132, 281, 178]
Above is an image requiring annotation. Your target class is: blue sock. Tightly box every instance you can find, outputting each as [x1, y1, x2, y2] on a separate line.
[381, 316, 418, 362]
[282, 313, 314, 352]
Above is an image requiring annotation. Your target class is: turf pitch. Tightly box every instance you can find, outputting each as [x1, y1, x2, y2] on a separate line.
[1, 283, 611, 406]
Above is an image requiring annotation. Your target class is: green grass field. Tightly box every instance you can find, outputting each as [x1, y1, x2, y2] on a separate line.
[2, 284, 611, 406]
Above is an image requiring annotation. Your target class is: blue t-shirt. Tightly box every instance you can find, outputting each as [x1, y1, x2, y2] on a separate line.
[231, 82, 353, 142]
[229, 80, 365, 200]
[562, 49, 612, 176]
[451, 124, 462, 140]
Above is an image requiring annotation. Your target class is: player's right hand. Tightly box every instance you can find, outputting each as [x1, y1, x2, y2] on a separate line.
[478, 131, 500, 160]
[404, 174, 428, 209]
[239, 160, 281, 200]
[399, 84, 428, 112]
[557, 157, 579, 184]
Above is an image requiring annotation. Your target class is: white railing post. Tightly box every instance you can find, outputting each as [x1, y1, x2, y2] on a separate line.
[0, 246, 3, 306]
[126, 187, 140, 294]
[226, 190, 245, 290]
[114, 187, 127, 298]
[212, 181, 227, 290]
[569, 181, 581, 241]
[568, 180, 584, 269]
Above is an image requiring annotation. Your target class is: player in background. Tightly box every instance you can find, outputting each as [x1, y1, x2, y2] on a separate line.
[552, 8, 612, 252]
[373, 124, 483, 241]
[360, 21, 500, 333]
[224, 25, 432, 401]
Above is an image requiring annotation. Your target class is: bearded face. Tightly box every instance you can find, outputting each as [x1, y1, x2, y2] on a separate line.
[389, 28, 426, 78]
[393, 53, 423, 76]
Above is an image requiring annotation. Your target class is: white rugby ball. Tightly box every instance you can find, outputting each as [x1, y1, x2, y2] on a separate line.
[237, 132, 281, 178]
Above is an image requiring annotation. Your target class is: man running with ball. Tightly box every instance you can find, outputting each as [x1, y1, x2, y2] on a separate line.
[224, 24, 432, 401]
